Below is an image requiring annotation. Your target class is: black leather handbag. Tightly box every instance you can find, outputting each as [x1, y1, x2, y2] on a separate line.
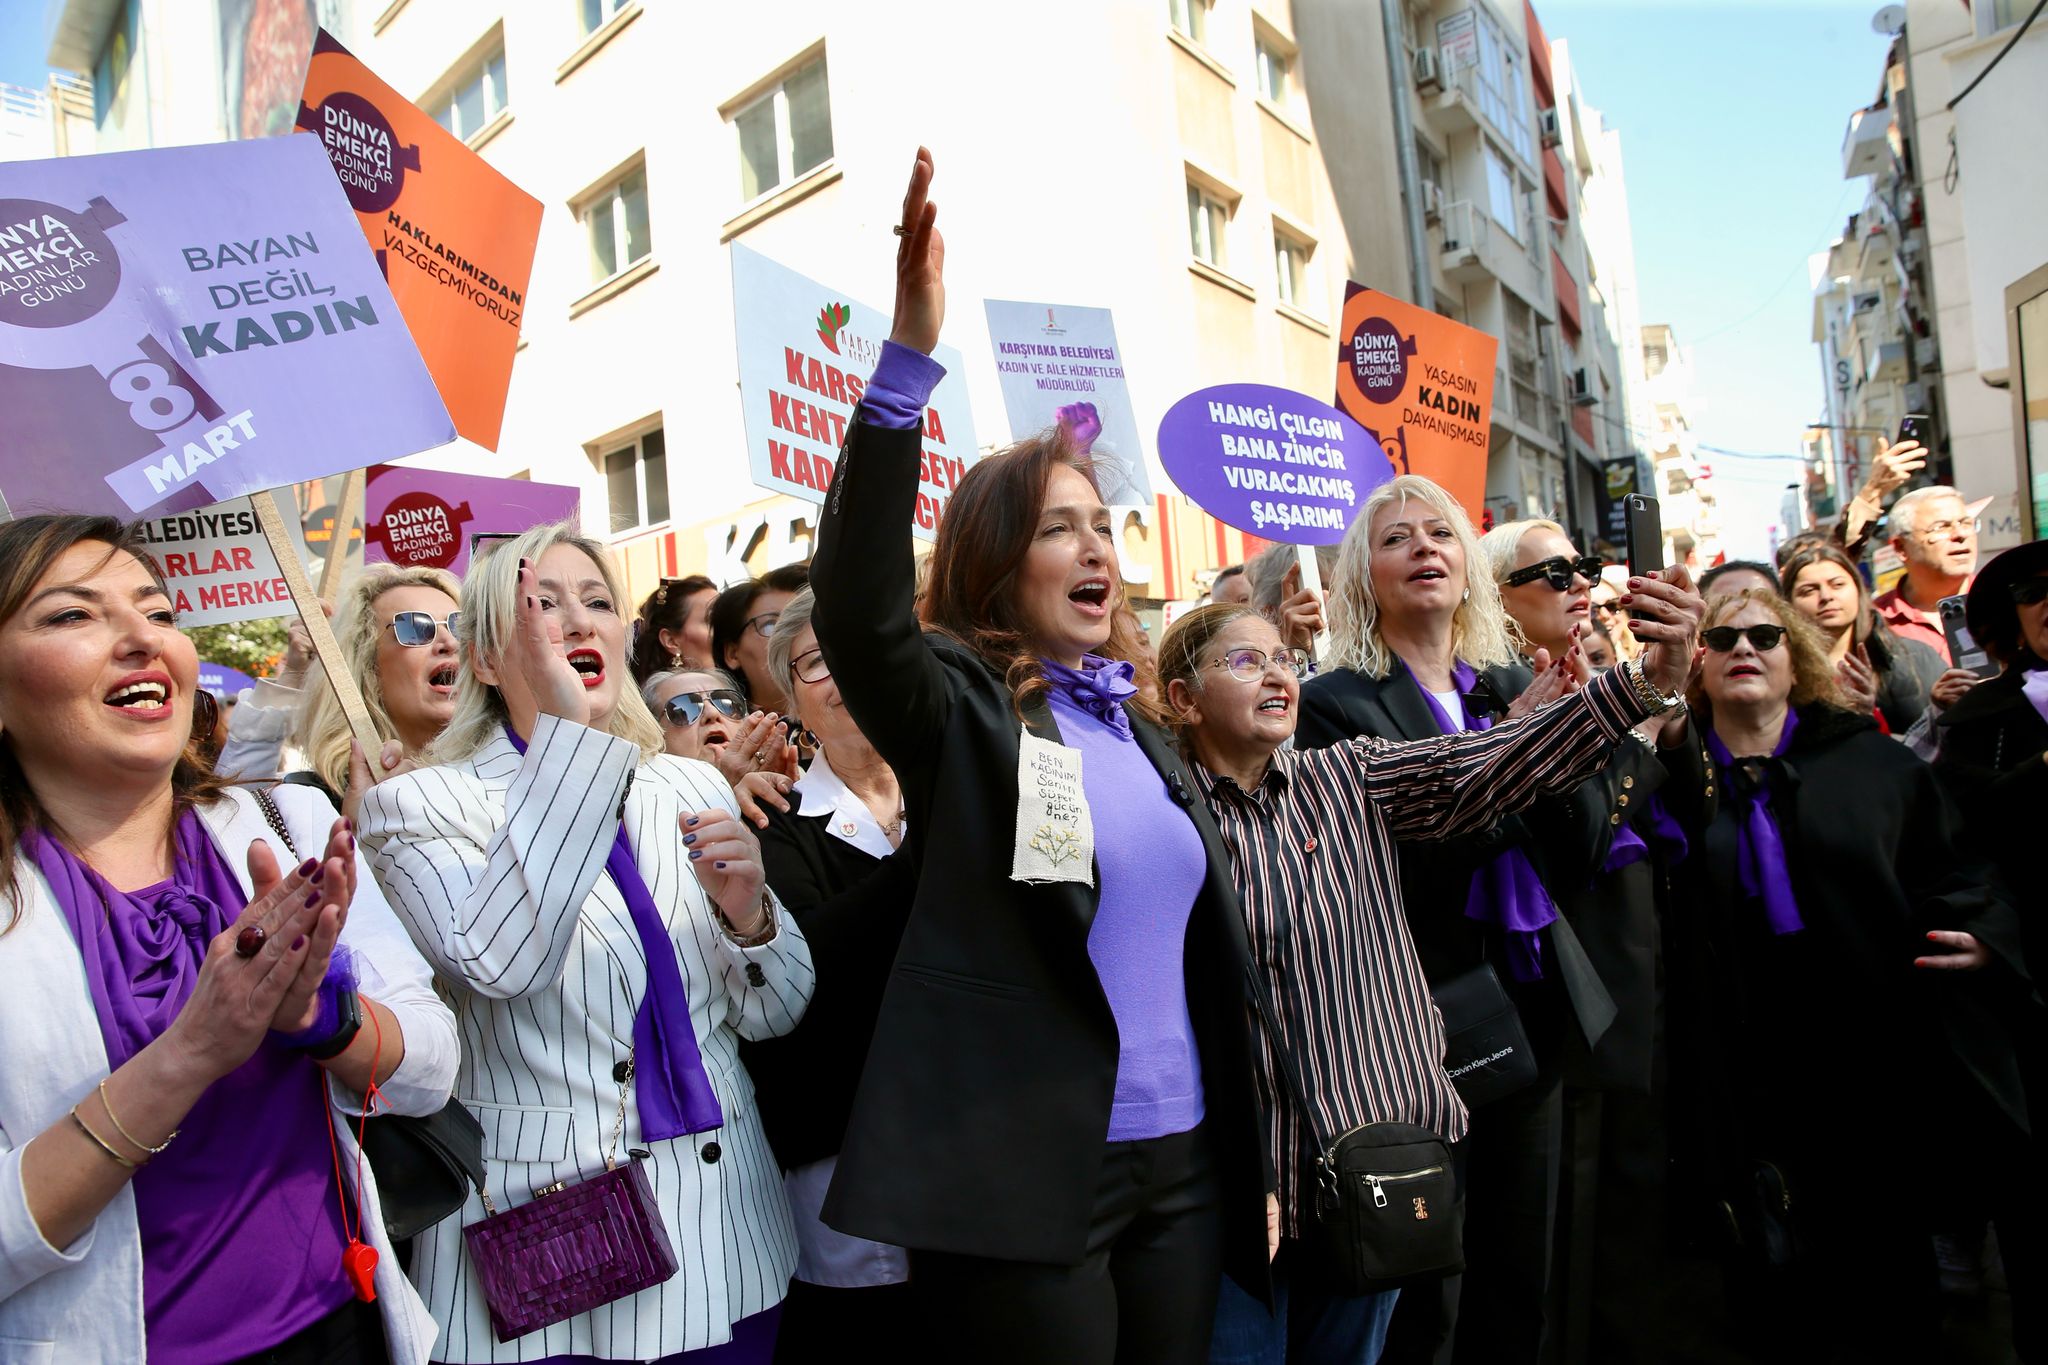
[1248, 969, 1464, 1295]
[1433, 962, 1539, 1107]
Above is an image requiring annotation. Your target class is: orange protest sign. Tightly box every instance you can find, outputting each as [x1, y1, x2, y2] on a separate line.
[297, 30, 540, 451]
[1333, 284, 1499, 519]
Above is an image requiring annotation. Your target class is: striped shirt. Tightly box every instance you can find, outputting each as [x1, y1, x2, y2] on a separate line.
[1193, 663, 1649, 1234]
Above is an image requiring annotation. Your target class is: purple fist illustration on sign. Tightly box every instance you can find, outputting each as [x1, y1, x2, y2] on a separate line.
[1056, 401, 1103, 454]
[296, 92, 422, 215]
[1346, 315, 1418, 405]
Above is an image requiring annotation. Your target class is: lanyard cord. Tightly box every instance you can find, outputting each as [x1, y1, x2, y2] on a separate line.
[323, 1002, 386, 1250]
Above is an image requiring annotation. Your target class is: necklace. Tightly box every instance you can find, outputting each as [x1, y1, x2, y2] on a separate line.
[882, 809, 906, 841]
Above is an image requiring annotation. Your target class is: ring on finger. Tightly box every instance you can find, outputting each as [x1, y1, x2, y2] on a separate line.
[235, 925, 267, 959]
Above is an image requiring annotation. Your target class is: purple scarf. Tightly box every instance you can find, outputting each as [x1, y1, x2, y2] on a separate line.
[1042, 654, 1140, 741]
[504, 726, 724, 1140]
[2022, 667, 2048, 727]
[1413, 661, 1557, 982]
[1706, 710, 1804, 936]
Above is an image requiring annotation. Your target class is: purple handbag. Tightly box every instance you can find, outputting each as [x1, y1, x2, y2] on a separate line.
[462, 1057, 679, 1342]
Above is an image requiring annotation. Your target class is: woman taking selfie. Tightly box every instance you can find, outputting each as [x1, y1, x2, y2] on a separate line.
[1667, 588, 2032, 1359]
[0, 515, 458, 1362]
[1156, 589, 1695, 1365]
[808, 149, 1270, 1365]
[359, 522, 815, 1362]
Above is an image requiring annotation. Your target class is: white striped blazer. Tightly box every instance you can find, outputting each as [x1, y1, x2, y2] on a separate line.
[358, 715, 813, 1362]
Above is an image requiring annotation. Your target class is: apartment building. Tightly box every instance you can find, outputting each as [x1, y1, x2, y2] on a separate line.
[0, 72, 93, 163]
[1812, 0, 2043, 552]
[1638, 322, 1718, 567]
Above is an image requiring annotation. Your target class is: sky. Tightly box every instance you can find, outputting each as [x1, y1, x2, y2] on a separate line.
[1536, 0, 1895, 555]
[0, 0, 1893, 559]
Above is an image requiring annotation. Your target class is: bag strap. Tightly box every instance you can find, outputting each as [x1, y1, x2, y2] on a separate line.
[1241, 960, 1337, 1193]
[253, 787, 300, 861]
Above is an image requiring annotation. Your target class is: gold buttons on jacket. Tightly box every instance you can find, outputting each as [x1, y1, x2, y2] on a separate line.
[1622, 776, 1635, 789]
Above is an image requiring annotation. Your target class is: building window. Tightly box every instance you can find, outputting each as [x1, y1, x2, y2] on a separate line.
[1255, 36, 1292, 104]
[430, 41, 508, 141]
[1188, 183, 1231, 268]
[603, 427, 668, 534]
[580, 0, 632, 36]
[1485, 143, 1519, 238]
[734, 56, 833, 202]
[1274, 231, 1312, 308]
[581, 163, 651, 283]
[1169, 0, 1208, 43]
[1470, 8, 1533, 164]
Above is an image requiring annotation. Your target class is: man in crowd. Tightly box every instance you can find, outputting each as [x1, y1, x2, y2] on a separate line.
[1875, 485, 1978, 664]
[1211, 563, 1251, 604]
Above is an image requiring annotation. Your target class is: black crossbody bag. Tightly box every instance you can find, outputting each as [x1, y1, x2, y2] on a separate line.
[1246, 967, 1464, 1294]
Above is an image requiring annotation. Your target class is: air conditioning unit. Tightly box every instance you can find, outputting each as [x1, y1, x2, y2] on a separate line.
[1421, 179, 1445, 224]
[1413, 45, 1444, 94]
[1569, 368, 1598, 407]
[1539, 107, 1562, 148]
[1914, 336, 1939, 370]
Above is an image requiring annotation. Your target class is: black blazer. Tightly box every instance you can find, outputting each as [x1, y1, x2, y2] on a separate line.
[1297, 661, 1618, 1063]
[739, 811, 916, 1171]
[809, 416, 1270, 1290]
[1934, 665, 2048, 979]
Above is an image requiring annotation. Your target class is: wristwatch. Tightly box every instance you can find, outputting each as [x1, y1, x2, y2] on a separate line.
[1624, 658, 1683, 715]
[305, 989, 363, 1061]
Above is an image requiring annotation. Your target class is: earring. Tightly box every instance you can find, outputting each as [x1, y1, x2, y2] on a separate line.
[671, 652, 684, 669]
[1462, 587, 1472, 602]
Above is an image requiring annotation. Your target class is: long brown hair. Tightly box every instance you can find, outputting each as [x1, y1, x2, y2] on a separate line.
[920, 427, 1157, 721]
[0, 515, 233, 923]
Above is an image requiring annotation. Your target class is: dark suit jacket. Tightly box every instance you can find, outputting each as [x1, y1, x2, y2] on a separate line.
[1934, 665, 2048, 980]
[1298, 661, 1617, 1066]
[809, 416, 1270, 1293]
[739, 815, 916, 1171]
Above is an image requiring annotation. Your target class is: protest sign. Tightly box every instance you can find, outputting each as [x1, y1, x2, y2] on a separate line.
[1156, 383, 1394, 547]
[1595, 456, 1637, 547]
[0, 135, 453, 523]
[983, 299, 1151, 506]
[135, 497, 295, 627]
[364, 464, 580, 576]
[297, 31, 541, 450]
[1333, 283, 1497, 520]
[730, 242, 978, 541]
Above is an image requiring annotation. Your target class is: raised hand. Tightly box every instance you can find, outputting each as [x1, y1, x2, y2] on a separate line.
[343, 738, 415, 827]
[732, 770, 795, 830]
[715, 711, 785, 789]
[1505, 645, 1580, 721]
[1620, 566, 1706, 700]
[270, 818, 357, 1034]
[1861, 439, 1927, 502]
[1276, 585, 1325, 656]
[1835, 645, 1879, 715]
[1929, 667, 1981, 711]
[889, 147, 945, 355]
[513, 556, 587, 723]
[682, 809, 770, 936]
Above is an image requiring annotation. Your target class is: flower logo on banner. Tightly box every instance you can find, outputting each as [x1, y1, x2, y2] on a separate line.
[815, 302, 850, 354]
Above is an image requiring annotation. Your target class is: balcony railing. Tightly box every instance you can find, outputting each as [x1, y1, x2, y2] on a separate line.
[1439, 201, 1500, 286]
[1842, 102, 1892, 180]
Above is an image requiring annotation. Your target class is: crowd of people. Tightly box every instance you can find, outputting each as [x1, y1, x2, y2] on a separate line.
[0, 150, 2040, 1365]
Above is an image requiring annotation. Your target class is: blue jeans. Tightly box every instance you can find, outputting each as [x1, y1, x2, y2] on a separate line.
[1210, 1242, 1399, 1365]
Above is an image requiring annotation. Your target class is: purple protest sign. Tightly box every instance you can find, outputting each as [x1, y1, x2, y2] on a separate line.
[0, 136, 453, 523]
[363, 463, 580, 577]
[1156, 383, 1394, 546]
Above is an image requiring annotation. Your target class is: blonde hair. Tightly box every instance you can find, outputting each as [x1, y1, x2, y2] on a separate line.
[1480, 518, 1572, 654]
[292, 564, 461, 795]
[1686, 588, 1847, 716]
[429, 520, 663, 765]
[1325, 475, 1520, 679]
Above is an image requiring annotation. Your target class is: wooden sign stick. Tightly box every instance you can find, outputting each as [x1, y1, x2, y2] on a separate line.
[250, 488, 384, 765]
[318, 467, 365, 601]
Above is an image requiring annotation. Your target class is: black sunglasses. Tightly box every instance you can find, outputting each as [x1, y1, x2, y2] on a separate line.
[2010, 577, 2048, 607]
[387, 611, 462, 647]
[1505, 555, 1605, 592]
[662, 689, 746, 728]
[1702, 624, 1787, 653]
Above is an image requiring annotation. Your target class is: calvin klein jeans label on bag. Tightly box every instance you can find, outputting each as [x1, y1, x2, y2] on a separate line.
[1011, 732, 1094, 886]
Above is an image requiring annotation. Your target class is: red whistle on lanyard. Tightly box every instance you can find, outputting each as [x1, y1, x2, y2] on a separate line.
[343, 1240, 379, 1303]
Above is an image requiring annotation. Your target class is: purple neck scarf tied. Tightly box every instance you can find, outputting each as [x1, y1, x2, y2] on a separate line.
[1413, 660, 1557, 982]
[2022, 667, 2048, 727]
[1706, 711, 1804, 936]
[1042, 654, 1139, 741]
[504, 726, 724, 1141]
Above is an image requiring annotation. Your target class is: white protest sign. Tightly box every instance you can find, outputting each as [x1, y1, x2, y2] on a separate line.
[984, 299, 1153, 506]
[136, 497, 295, 626]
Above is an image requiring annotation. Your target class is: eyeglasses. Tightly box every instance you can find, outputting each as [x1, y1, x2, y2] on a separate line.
[1210, 646, 1312, 681]
[2010, 577, 2048, 607]
[1914, 518, 1976, 541]
[386, 611, 462, 646]
[792, 647, 831, 684]
[742, 610, 780, 639]
[662, 689, 746, 728]
[1701, 624, 1787, 653]
[1505, 555, 1604, 593]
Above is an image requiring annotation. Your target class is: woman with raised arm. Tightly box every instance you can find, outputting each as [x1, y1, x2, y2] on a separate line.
[1154, 588, 1697, 1365]
[357, 521, 814, 1363]
[807, 149, 1272, 1365]
[0, 514, 457, 1363]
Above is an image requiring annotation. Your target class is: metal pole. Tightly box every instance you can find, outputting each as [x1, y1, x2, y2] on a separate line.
[1381, 0, 1436, 309]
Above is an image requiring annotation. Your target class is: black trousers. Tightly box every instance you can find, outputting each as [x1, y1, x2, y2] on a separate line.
[1382, 1075, 1563, 1365]
[773, 1279, 914, 1364]
[910, 1124, 1225, 1365]
[229, 1297, 387, 1364]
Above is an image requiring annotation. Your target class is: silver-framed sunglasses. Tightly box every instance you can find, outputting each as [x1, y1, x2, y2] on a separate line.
[662, 689, 746, 728]
[386, 611, 462, 647]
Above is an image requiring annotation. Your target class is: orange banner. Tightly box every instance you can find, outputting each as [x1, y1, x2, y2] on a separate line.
[1333, 283, 1498, 518]
[297, 30, 540, 451]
